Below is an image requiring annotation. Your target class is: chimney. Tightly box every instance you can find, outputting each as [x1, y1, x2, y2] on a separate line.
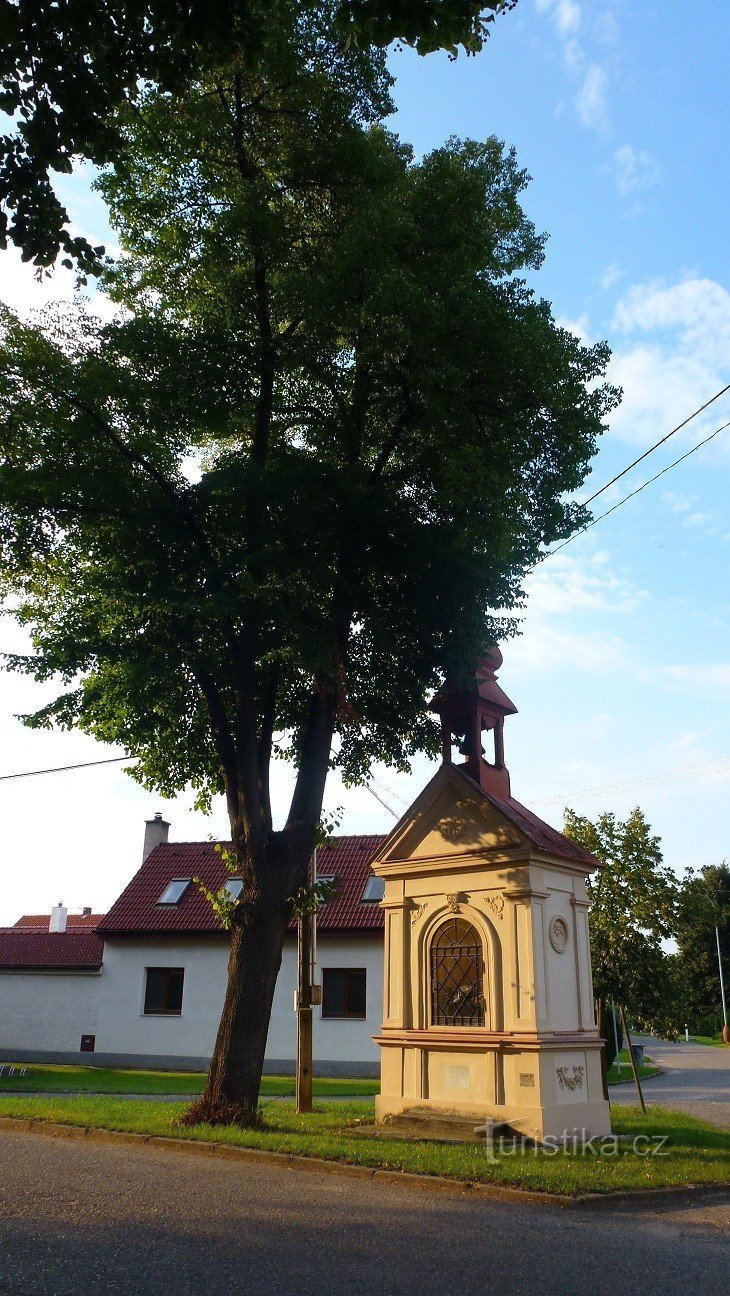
[82, 907, 92, 918]
[49, 903, 68, 933]
[143, 812, 170, 862]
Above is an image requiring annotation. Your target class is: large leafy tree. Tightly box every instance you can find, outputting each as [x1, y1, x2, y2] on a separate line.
[0, 22, 616, 1120]
[675, 863, 730, 1037]
[564, 808, 680, 1076]
[0, 0, 517, 271]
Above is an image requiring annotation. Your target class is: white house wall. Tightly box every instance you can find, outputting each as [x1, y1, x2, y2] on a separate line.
[0, 970, 101, 1061]
[89, 932, 383, 1074]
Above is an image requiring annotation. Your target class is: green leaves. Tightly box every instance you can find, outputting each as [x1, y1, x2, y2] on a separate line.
[564, 807, 680, 1033]
[674, 863, 730, 1029]
[4, 0, 493, 270]
[0, 24, 616, 852]
[338, 1, 518, 56]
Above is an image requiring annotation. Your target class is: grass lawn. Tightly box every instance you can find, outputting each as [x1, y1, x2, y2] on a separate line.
[606, 1050, 660, 1085]
[0, 1051, 660, 1097]
[0, 1063, 378, 1098]
[0, 1095, 727, 1195]
[691, 1036, 729, 1048]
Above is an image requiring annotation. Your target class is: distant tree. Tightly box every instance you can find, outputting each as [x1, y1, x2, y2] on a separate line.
[0, 0, 517, 271]
[0, 26, 616, 1122]
[675, 863, 730, 1037]
[564, 808, 680, 1079]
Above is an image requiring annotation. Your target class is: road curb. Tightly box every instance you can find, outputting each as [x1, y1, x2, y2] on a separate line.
[1, 1115, 727, 1212]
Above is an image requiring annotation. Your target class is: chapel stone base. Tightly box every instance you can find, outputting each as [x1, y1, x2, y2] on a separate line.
[375, 1034, 612, 1143]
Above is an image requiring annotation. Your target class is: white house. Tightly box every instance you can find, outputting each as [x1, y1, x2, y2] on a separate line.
[0, 826, 388, 1075]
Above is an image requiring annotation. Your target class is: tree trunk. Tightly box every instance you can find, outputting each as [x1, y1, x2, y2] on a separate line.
[184, 683, 335, 1126]
[206, 916, 288, 1119]
[184, 847, 297, 1123]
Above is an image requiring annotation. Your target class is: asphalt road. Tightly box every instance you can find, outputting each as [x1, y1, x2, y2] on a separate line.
[0, 1129, 727, 1296]
[623, 1040, 730, 1129]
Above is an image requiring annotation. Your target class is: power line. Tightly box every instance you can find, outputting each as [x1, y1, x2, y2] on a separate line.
[548, 417, 730, 558]
[581, 383, 730, 507]
[0, 755, 133, 782]
[364, 783, 400, 819]
[369, 774, 409, 806]
[532, 753, 730, 808]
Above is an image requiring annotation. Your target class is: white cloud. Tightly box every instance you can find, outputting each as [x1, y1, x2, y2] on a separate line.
[613, 144, 659, 196]
[661, 490, 694, 514]
[607, 276, 730, 451]
[575, 63, 609, 131]
[524, 550, 645, 617]
[556, 310, 592, 343]
[537, 0, 581, 38]
[554, 0, 581, 36]
[507, 549, 645, 674]
[613, 278, 730, 361]
[0, 249, 77, 316]
[537, 1, 611, 133]
[600, 263, 623, 290]
[658, 663, 730, 690]
[0, 247, 116, 322]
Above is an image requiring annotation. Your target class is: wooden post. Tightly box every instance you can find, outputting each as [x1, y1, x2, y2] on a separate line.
[619, 1006, 646, 1115]
[296, 855, 314, 1114]
[596, 999, 610, 1102]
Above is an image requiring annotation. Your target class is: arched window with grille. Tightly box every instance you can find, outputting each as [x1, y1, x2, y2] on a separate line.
[429, 918, 486, 1027]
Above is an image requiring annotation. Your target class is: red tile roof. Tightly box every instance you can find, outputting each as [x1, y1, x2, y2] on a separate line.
[0, 930, 104, 971]
[313, 836, 387, 932]
[98, 836, 388, 937]
[14, 913, 104, 931]
[487, 793, 601, 869]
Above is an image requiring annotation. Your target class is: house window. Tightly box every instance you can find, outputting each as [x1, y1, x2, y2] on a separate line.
[430, 918, 485, 1027]
[156, 878, 190, 906]
[144, 967, 184, 1015]
[361, 875, 385, 903]
[315, 874, 337, 902]
[224, 878, 244, 899]
[322, 968, 366, 1019]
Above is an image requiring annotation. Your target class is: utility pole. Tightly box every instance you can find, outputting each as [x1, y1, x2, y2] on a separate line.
[611, 1001, 622, 1072]
[296, 850, 315, 1113]
[619, 1006, 646, 1115]
[716, 923, 729, 1043]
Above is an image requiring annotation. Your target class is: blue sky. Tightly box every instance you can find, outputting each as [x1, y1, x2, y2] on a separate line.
[0, 0, 728, 922]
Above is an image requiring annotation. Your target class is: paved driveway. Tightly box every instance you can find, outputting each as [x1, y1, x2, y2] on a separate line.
[620, 1039, 730, 1129]
[0, 1129, 726, 1296]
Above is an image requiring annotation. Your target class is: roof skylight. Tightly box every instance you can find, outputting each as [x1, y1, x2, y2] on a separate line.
[156, 878, 191, 906]
[362, 875, 385, 903]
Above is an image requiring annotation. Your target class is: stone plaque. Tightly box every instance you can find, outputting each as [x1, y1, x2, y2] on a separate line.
[442, 1064, 470, 1091]
[519, 1072, 535, 1088]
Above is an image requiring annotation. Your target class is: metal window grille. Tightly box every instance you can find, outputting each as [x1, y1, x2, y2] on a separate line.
[430, 918, 485, 1027]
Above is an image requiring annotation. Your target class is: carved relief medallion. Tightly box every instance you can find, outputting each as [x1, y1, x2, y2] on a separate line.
[556, 1065, 584, 1092]
[549, 915, 569, 953]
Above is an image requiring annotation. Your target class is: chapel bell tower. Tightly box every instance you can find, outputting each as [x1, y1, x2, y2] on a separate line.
[430, 648, 517, 800]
